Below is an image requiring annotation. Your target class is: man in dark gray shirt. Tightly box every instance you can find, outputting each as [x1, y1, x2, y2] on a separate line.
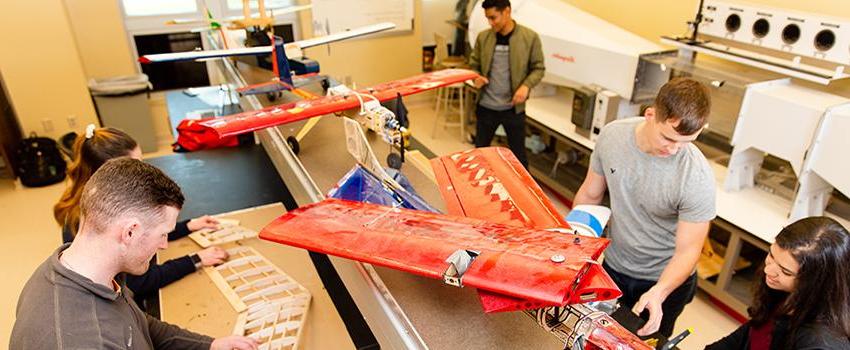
[11, 158, 258, 350]
[469, 0, 545, 168]
[574, 78, 716, 338]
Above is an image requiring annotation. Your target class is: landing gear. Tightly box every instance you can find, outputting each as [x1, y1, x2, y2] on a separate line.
[266, 91, 282, 102]
[286, 136, 300, 155]
[387, 152, 403, 170]
[320, 78, 331, 94]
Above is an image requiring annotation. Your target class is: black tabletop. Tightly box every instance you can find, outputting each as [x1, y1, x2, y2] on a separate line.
[146, 144, 292, 221]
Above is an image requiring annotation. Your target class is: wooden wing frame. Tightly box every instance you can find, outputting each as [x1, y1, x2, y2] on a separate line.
[189, 224, 258, 248]
[203, 247, 311, 350]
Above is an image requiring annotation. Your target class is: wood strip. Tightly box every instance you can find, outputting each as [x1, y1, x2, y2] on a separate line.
[406, 150, 436, 183]
[203, 265, 249, 312]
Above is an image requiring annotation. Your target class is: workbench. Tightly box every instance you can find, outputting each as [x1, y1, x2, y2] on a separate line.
[157, 204, 355, 349]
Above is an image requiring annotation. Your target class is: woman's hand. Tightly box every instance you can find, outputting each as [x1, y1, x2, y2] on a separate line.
[188, 215, 221, 232]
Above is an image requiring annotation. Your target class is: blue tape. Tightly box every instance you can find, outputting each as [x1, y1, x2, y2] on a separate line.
[565, 210, 603, 237]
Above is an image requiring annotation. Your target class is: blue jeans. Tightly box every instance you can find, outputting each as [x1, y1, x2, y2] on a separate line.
[602, 261, 697, 337]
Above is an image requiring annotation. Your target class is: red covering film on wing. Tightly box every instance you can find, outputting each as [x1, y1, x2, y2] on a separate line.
[430, 147, 621, 312]
[431, 147, 568, 229]
[259, 198, 608, 306]
[200, 69, 479, 138]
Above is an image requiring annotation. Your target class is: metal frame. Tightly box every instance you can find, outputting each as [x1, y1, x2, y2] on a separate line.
[698, 219, 769, 316]
[661, 36, 849, 85]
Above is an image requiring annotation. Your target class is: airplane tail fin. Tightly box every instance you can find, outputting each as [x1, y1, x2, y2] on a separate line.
[271, 34, 294, 86]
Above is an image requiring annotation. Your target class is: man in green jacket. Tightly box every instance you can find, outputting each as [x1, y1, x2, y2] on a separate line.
[469, 0, 545, 167]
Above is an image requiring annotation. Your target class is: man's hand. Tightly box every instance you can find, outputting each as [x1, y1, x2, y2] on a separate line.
[473, 76, 489, 89]
[188, 215, 221, 232]
[512, 85, 530, 105]
[210, 335, 259, 350]
[632, 286, 667, 336]
[196, 246, 229, 267]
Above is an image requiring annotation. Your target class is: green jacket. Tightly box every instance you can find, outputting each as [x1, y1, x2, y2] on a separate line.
[469, 22, 545, 113]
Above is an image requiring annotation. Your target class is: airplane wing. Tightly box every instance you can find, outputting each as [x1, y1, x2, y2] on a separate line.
[431, 147, 568, 229]
[138, 22, 395, 63]
[293, 22, 395, 50]
[431, 147, 622, 312]
[198, 69, 479, 138]
[138, 46, 272, 63]
[259, 198, 617, 307]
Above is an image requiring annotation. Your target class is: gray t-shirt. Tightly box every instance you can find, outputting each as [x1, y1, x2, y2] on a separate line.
[590, 117, 716, 280]
[479, 35, 513, 111]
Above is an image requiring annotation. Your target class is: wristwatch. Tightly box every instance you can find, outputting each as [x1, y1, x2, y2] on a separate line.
[189, 253, 202, 269]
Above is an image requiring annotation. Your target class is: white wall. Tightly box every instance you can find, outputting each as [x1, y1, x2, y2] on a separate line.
[0, 0, 98, 140]
[422, 0, 458, 47]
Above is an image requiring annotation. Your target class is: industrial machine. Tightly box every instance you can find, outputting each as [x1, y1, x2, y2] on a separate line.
[658, 1, 850, 223]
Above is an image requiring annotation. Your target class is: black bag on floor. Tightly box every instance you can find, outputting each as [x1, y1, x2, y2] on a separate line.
[16, 133, 67, 187]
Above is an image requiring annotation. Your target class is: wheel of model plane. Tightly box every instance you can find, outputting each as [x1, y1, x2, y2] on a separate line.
[320, 78, 331, 93]
[387, 152, 402, 170]
[266, 91, 283, 102]
[286, 136, 300, 155]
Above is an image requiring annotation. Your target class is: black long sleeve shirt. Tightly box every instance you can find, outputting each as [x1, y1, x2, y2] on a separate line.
[706, 318, 850, 350]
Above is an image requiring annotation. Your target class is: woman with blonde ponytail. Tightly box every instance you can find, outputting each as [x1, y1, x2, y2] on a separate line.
[53, 125, 229, 311]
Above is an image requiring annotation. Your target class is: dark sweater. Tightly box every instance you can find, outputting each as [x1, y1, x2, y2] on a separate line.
[62, 220, 197, 305]
[10, 244, 213, 350]
[706, 318, 850, 350]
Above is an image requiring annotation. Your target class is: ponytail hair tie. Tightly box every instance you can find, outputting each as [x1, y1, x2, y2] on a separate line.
[85, 124, 96, 139]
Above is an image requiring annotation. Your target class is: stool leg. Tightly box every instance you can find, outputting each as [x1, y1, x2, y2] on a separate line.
[442, 87, 450, 129]
[432, 87, 442, 138]
[459, 87, 465, 140]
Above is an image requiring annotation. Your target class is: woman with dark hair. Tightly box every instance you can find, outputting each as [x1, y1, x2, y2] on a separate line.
[53, 125, 228, 309]
[706, 216, 850, 349]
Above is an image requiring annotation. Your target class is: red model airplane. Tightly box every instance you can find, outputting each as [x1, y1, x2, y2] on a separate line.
[187, 68, 478, 168]
[259, 147, 652, 349]
[195, 68, 479, 138]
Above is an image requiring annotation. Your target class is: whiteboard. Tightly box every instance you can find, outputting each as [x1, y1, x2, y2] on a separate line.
[311, 0, 414, 36]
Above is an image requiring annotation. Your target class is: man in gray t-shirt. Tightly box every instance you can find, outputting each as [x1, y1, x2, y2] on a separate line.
[574, 78, 716, 338]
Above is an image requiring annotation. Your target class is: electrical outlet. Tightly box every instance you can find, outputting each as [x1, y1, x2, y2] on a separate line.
[41, 118, 54, 133]
[67, 115, 77, 128]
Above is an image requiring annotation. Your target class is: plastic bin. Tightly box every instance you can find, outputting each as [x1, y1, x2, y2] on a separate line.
[88, 74, 157, 152]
